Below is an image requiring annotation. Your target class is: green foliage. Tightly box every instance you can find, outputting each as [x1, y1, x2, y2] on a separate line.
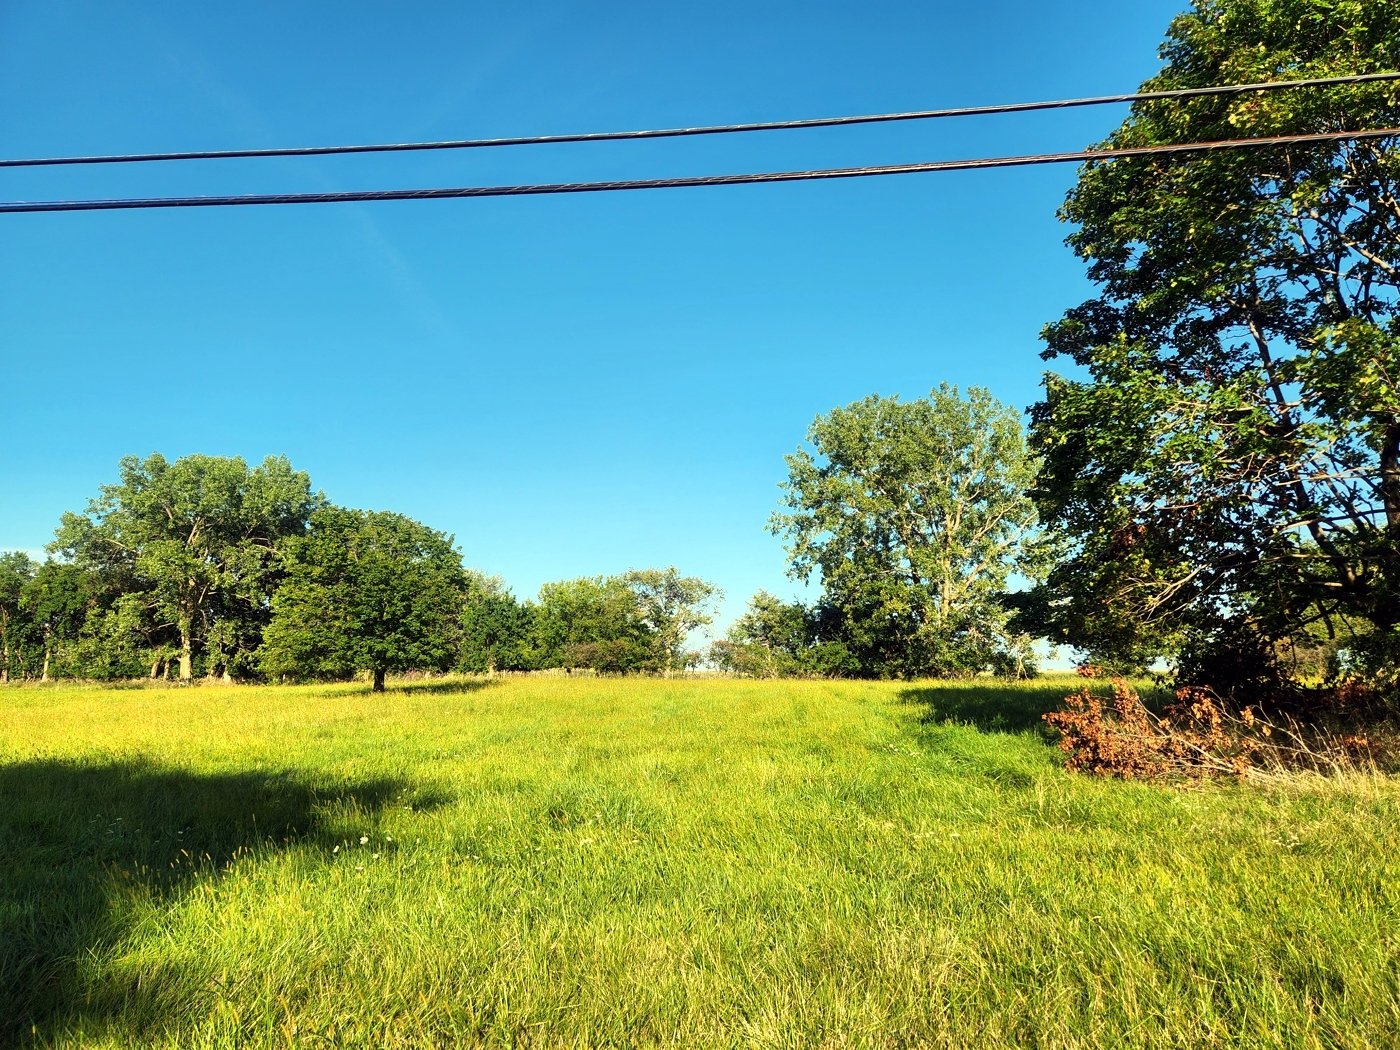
[0, 551, 36, 681]
[51, 453, 319, 682]
[771, 384, 1042, 678]
[618, 567, 722, 675]
[457, 575, 537, 673]
[22, 561, 101, 680]
[1023, 0, 1400, 695]
[525, 568, 720, 674]
[711, 590, 814, 677]
[7, 453, 721, 683]
[531, 575, 653, 672]
[0, 556, 112, 682]
[259, 507, 468, 690]
[710, 590, 859, 678]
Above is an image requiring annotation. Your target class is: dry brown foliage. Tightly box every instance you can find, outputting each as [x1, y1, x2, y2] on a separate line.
[1043, 679, 1393, 782]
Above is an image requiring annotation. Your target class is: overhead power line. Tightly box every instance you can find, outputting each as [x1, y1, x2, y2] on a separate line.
[2, 71, 1398, 169]
[2, 127, 1395, 214]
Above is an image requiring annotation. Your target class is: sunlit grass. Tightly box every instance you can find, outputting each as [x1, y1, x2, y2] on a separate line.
[2, 675, 1397, 1048]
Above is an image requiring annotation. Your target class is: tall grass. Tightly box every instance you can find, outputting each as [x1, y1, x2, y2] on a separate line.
[1, 675, 1397, 1048]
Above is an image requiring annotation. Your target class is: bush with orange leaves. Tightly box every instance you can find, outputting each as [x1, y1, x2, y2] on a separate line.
[1043, 680, 1389, 781]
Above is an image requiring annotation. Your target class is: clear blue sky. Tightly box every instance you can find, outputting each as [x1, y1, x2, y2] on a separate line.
[0, 0, 1184, 631]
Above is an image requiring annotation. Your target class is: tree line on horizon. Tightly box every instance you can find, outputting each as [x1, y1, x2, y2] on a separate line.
[0, 380, 1042, 687]
[0, 453, 724, 689]
[7, 2, 1400, 708]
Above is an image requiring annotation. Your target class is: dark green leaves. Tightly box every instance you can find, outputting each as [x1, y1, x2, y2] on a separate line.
[46, 453, 320, 681]
[1028, 0, 1400, 689]
[260, 508, 467, 688]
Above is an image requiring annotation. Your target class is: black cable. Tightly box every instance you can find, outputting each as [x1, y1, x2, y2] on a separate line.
[3, 72, 1398, 169]
[2, 127, 1393, 214]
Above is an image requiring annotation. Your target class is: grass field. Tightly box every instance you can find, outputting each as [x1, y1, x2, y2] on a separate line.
[2, 675, 1397, 1048]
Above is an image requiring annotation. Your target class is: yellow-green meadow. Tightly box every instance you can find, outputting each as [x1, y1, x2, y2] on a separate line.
[3, 676, 1397, 1048]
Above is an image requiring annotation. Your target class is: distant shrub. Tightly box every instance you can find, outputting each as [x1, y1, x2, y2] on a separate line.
[708, 592, 863, 679]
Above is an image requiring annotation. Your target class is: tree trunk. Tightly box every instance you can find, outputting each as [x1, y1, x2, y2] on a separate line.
[372, 668, 386, 692]
[1368, 419, 1400, 632]
[179, 621, 193, 683]
[662, 631, 677, 678]
[41, 624, 51, 682]
[221, 668, 233, 685]
[1380, 420, 1400, 534]
[150, 658, 162, 679]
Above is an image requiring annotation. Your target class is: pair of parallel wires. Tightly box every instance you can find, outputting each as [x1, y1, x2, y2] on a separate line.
[3, 72, 1399, 214]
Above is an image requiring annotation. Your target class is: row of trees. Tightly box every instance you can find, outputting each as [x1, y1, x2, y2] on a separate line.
[7, 3, 1399, 700]
[0, 454, 719, 688]
[2, 379, 1037, 688]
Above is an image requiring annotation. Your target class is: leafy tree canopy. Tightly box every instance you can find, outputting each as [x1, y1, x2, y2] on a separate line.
[710, 590, 859, 679]
[260, 507, 468, 691]
[458, 574, 537, 674]
[1023, 0, 1400, 693]
[21, 561, 93, 681]
[771, 384, 1042, 678]
[619, 568, 722, 675]
[0, 552, 36, 682]
[51, 453, 319, 682]
[459, 568, 720, 675]
[531, 575, 653, 672]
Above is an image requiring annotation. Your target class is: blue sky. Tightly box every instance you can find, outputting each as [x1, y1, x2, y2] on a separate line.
[0, 0, 1184, 631]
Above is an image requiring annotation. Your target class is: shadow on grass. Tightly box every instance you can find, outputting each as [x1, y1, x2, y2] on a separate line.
[899, 682, 1076, 734]
[388, 677, 501, 696]
[0, 759, 404, 1046]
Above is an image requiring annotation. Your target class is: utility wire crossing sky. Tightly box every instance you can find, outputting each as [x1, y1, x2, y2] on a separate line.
[4, 71, 1397, 168]
[4, 127, 1398, 214]
[3, 73, 1398, 214]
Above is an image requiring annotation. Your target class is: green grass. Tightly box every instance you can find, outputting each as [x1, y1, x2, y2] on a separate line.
[1, 675, 1397, 1048]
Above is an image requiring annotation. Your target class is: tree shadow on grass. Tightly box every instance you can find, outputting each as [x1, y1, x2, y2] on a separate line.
[0, 758, 405, 1046]
[388, 677, 502, 696]
[898, 682, 1077, 734]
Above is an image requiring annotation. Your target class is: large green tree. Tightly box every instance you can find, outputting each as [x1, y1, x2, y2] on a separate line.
[0, 552, 36, 682]
[530, 575, 656, 673]
[1023, 0, 1400, 692]
[260, 507, 467, 691]
[52, 453, 318, 682]
[771, 385, 1042, 678]
[458, 574, 537, 673]
[621, 568, 721, 675]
